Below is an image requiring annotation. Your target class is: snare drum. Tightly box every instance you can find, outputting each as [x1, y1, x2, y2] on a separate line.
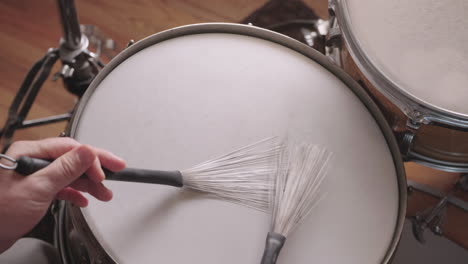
[58, 23, 405, 263]
[329, 0, 468, 172]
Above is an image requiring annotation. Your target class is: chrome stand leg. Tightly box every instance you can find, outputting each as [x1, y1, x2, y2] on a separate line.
[409, 174, 468, 243]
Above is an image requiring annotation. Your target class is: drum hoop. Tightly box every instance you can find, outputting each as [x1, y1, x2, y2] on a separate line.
[332, 0, 468, 127]
[67, 23, 406, 264]
[407, 151, 468, 173]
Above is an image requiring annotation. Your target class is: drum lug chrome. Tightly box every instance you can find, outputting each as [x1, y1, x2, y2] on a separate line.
[52, 64, 75, 81]
[400, 131, 415, 159]
[409, 175, 468, 243]
[328, 0, 338, 16]
[300, 19, 330, 49]
[406, 120, 421, 131]
[325, 6, 342, 66]
[315, 19, 330, 37]
[401, 113, 422, 159]
[126, 39, 135, 48]
[326, 27, 342, 48]
[406, 110, 426, 129]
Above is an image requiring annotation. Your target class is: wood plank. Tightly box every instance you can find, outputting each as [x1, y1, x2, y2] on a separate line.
[2, 0, 464, 249]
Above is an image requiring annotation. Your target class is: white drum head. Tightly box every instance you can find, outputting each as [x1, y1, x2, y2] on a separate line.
[71, 24, 403, 263]
[344, 0, 468, 117]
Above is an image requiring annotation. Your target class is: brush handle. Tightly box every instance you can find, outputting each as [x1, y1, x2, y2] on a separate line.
[260, 232, 286, 264]
[15, 156, 184, 187]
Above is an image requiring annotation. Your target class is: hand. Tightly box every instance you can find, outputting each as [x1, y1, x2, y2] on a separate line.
[0, 137, 126, 252]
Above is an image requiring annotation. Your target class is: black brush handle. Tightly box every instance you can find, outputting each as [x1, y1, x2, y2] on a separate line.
[103, 167, 183, 187]
[15, 156, 184, 187]
[260, 232, 286, 264]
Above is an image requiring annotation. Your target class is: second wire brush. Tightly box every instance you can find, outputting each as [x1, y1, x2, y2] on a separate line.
[260, 141, 333, 264]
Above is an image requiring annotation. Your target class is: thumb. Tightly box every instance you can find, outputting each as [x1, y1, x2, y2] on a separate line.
[31, 145, 96, 195]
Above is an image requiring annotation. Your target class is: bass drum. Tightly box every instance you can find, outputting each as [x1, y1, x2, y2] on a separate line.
[58, 23, 406, 264]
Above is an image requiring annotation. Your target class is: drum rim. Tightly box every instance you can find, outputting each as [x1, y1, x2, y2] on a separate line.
[332, 0, 468, 127]
[333, 0, 468, 172]
[67, 22, 407, 264]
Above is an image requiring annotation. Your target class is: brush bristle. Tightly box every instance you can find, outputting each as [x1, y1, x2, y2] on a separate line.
[181, 137, 281, 211]
[270, 141, 332, 237]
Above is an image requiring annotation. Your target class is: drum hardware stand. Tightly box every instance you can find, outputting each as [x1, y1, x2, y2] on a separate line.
[0, 0, 116, 249]
[325, 7, 342, 66]
[399, 115, 423, 160]
[241, 0, 327, 52]
[301, 18, 330, 50]
[0, 0, 116, 153]
[0, 48, 63, 153]
[263, 18, 330, 51]
[409, 174, 468, 243]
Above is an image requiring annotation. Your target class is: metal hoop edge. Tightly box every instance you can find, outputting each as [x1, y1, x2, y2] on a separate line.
[66, 22, 407, 264]
[330, 0, 468, 126]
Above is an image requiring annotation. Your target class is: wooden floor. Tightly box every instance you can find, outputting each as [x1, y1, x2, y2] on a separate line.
[1, 0, 466, 251]
[0, 0, 326, 143]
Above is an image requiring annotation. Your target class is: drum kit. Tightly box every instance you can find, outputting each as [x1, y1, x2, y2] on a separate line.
[0, 0, 466, 263]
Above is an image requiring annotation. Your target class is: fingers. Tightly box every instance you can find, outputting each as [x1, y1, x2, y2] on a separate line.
[94, 148, 126, 172]
[69, 179, 113, 201]
[9, 137, 125, 204]
[55, 181, 112, 207]
[56, 187, 88, 207]
[80, 147, 126, 183]
[6, 137, 79, 159]
[6, 137, 126, 176]
[30, 145, 96, 196]
[85, 157, 106, 183]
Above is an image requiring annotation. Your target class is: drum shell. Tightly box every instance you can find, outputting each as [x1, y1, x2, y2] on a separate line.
[339, 44, 468, 171]
[335, 23, 468, 261]
[56, 204, 112, 264]
[56, 23, 407, 264]
[331, 0, 468, 172]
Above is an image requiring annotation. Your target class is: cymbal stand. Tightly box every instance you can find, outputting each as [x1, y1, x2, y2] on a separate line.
[0, 0, 109, 152]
